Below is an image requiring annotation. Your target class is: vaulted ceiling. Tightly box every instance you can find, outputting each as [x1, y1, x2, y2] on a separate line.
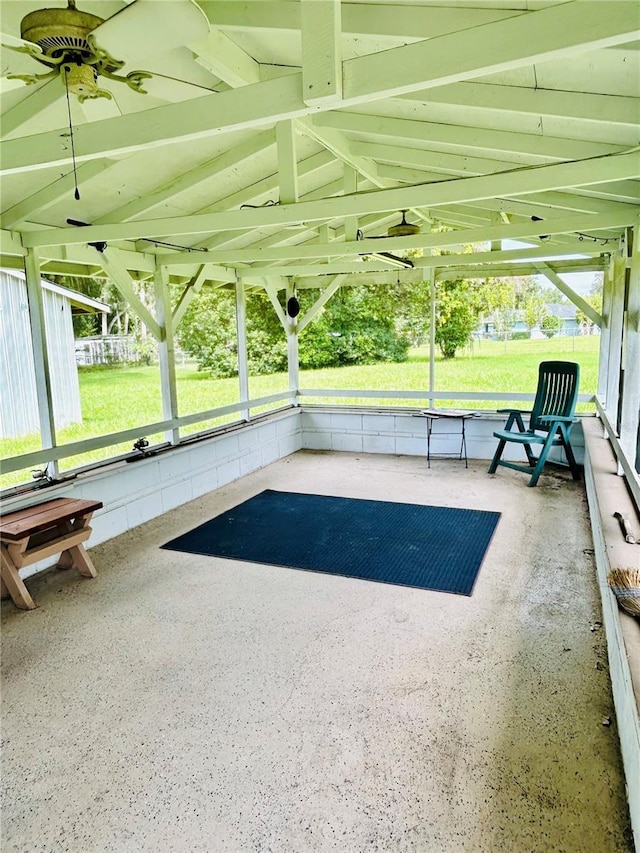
[1, 0, 639, 289]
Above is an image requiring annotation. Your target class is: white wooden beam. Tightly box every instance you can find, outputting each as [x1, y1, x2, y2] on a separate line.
[276, 121, 299, 204]
[1, 79, 63, 137]
[6, 3, 636, 176]
[198, 149, 333, 219]
[201, 2, 521, 38]
[265, 280, 288, 330]
[401, 82, 640, 131]
[97, 249, 162, 340]
[297, 275, 346, 332]
[349, 140, 521, 177]
[343, 2, 640, 103]
[313, 111, 623, 163]
[240, 245, 604, 279]
[23, 154, 640, 248]
[150, 211, 639, 267]
[535, 263, 603, 327]
[1, 229, 27, 257]
[301, 0, 342, 106]
[94, 132, 275, 224]
[192, 29, 261, 87]
[343, 166, 358, 242]
[172, 265, 209, 328]
[0, 75, 307, 175]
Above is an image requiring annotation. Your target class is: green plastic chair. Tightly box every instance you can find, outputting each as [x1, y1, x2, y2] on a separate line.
[488, 360, 581, 487]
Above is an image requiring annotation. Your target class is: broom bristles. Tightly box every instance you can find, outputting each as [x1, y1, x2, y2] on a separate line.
[608, 567, 640, 618]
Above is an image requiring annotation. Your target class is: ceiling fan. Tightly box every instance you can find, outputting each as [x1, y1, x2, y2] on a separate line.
[1, 0, 210, 102]
[358, 211, 421, 269]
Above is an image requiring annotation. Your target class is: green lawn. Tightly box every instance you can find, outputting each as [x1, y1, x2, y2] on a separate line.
[0, 335, 599, 487]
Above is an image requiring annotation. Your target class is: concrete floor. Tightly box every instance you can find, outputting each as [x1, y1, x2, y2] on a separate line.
[1, 451, 633, 852]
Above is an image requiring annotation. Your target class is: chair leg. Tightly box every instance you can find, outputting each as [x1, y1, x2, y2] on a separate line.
[562, 435, 581, 481]
[488, 439, 507, 473]
[523, 442, 537, 468]
[528, 435, 556, 487]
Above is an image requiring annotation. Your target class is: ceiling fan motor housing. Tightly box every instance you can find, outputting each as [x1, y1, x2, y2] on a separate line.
[20, 3, 104, 62]
[387, 211, 420, 238]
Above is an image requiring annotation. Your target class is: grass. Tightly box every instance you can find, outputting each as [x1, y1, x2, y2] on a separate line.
[0, 335, 599, 488]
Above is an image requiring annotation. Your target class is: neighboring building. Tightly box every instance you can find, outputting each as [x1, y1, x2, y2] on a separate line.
[480, 303, 587, 339]
[0, 269, 109, 438]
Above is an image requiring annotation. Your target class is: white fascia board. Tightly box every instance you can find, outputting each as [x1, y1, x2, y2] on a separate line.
[22, 154, 640, 248]
[43, 281, 110, 314]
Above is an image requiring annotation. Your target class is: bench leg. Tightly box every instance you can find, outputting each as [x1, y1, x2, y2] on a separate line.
[0, 546, 36, 610]
[1, 573, 10, 600]
[66, 543, 98, 578]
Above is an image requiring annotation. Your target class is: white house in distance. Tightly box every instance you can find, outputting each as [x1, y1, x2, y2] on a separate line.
[0, 269, 109, 438]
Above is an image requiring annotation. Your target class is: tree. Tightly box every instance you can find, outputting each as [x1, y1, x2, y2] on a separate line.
[434, 279, 477, 358]
[177, 283, 411, 377]
[524, 294, 546, 333]
[541, 313, 562, 338]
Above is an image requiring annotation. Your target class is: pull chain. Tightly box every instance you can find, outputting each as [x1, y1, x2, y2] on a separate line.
[63, 65, 80, 200]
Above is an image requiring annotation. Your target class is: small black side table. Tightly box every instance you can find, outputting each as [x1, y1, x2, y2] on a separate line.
[417, 409, 478, 468]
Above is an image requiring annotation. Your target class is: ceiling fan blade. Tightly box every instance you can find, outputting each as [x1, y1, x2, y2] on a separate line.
[1, 32, 43, 56]
[91, 0, 210, 66]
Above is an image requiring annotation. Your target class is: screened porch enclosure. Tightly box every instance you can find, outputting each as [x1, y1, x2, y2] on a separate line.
[1, 0, 639, 848]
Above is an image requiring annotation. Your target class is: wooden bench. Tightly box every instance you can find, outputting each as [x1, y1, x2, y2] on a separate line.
[0, 498, 103, 611]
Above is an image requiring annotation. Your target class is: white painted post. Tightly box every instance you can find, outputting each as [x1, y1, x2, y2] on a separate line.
[235, 276, 250, 421]
[605, 235, 628, 432]
[597, 253, 614, 401]
[619, 219, 640, 468]
[24, 247, 58, 476]
[286, 279, 300, 406]
[429, 268, 436, 408]
[154, 260, 179, 445]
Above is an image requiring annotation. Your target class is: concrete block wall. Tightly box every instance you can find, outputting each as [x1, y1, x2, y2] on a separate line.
[6, 406, 588, 581]
[301, 407, 586, 465]
[8, 409, 302, 578]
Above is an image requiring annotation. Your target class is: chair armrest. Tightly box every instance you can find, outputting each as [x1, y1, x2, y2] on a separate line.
[538, 415, 577, 424]
[497, 408, 532, 415]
